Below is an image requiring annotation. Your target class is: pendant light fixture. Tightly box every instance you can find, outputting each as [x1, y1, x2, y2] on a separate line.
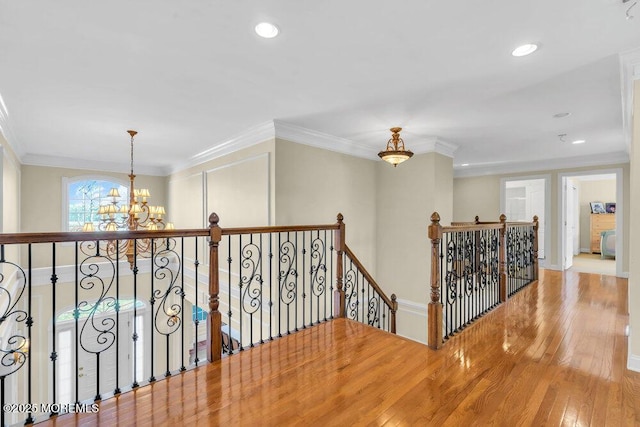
[378, 127, 414, 167]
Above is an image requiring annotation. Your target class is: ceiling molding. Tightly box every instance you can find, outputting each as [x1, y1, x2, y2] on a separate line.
[409, 136, 458, 158]
[168, 121, 275, 174]
[273, 120, 458, 159]
[453, 151, 630, 178]
[0, 92, 25, 160]
[273, 120, 376, 159]
[21, 153, 167, 176]
[620, 48, 640, 154]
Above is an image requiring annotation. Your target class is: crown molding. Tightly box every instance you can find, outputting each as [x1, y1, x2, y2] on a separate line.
[274, 120, 458, 159]
[273, 120, 377, 159]
[453, 151, 629, 178]
[0, 92, 25, 160]
[169, 121, 276, 174]
[21, 153, 167, 176]
[620, 48, 640, 154]
[409, 136, 458, 158]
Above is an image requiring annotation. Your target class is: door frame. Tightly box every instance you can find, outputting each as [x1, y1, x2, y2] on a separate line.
[558, 168, 624, 277]
[500, 174, 551, 269]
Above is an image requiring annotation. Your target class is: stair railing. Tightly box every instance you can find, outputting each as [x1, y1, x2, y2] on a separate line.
[428, 212, 538, 349]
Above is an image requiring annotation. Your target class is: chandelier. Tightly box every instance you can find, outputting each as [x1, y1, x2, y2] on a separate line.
[82, 130, 173, 268]
[83, 130, 173, 233]
[378, 127, 414, 167]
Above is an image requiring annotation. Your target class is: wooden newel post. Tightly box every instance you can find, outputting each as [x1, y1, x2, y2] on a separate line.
[390, 294, 398, 334]
[428, 212, 443, 350]
[334, 213, 346, 318]
[499, 214, 508, 302]
[207, 212, 222, 362]
[532, 215, 539, 281]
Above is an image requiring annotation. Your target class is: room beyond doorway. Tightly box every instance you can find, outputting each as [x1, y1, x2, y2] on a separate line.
[560, 170, 622, 277]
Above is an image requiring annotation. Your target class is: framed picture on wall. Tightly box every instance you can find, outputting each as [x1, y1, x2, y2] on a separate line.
[606, 202, 616, 213]
[590, 202, 606, 214]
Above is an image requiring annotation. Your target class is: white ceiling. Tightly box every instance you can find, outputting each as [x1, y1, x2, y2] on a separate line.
[0, 1, 639, 176]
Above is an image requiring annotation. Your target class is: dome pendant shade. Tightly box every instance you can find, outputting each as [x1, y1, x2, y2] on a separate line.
[378, 127, 414, 167]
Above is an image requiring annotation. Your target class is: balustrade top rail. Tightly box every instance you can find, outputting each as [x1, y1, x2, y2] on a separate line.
[0, 228, 210, 244]
[0, 224, 342, 245]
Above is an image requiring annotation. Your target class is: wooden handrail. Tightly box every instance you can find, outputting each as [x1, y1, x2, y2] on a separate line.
[0, 228, 209, 244]
[441, 223, 504, 233]
[344, 245, 396, 310]
[221, 223, 339, 235]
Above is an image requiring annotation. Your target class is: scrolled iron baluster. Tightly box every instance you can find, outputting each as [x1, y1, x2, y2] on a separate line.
[0, 261, 28, 379]
[344, 262, 358, 320]
[278, 236, 298, 334]
[367, 295, 380, 326]
[310, 234, 327, 324]
[240, 242, 262, 315]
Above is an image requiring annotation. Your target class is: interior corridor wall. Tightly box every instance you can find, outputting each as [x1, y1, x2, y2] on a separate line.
[375, 152, 454, 343]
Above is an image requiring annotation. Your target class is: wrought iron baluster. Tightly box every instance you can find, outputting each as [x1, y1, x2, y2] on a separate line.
[194, 237, 200, 364]
[50, 242, 58, 416]
[238, 234, 243, 351]
[269, 233, 273, 341]
[180, 238, 186, 371]
[260, 234, 264, 344]
[132, 242, 139, 388]
[302, 231, 307, 328]
[74, 243, 79, 404]
[115, 242, 121, 394]
[149, 239, 156, 383]
[329, 231, 334, 319]
[227, 235, 232, 354]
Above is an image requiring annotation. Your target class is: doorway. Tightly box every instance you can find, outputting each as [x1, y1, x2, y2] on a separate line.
[560, 170, 622, 276]
[501, 176, 549, 266]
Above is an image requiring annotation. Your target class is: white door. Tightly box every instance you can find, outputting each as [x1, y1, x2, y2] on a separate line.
[57, 312, 140, 403]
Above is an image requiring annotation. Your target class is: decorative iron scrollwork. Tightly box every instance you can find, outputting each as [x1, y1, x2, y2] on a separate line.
[0, 260, 28, 378]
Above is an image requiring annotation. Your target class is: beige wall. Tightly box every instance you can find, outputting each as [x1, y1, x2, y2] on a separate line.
[274, 139, 378, 270]
[376, 152, 453, 342]
[453, 163, 629, 273]
[21, 165, 167, 233]
[168, 140, 276, 230]
[629, 80, 640, 360]
[578, 179, 616, 251]
[20, 165, 167, 268]
[453, 175, 501, 222]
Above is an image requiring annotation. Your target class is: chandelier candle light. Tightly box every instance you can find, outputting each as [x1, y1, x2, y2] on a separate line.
[378, 127, 414, 167]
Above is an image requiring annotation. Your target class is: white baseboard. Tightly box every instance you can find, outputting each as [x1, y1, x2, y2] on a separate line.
[396, 297, 427, 318]
[580, 248, 590, 253]
[628, 353, 640, 372]
[545, 264, 562, 271]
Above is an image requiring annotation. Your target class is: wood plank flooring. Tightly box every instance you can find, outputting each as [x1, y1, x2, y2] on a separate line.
[40, 269, 640, 426]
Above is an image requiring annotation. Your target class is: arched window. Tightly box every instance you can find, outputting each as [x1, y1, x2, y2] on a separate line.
[63, 176, 128, 231]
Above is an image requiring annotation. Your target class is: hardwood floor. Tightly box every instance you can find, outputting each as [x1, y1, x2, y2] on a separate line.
[40, 269, 640, 426]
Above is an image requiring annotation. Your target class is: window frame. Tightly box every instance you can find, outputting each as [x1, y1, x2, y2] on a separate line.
[62, 175, 129, 232]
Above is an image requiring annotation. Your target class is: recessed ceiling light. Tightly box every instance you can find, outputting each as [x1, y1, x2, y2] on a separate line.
[512, 44, 538, 57]
[572, 139, 586, 144]
[255, 22, 279, 39]
[553, 112, 571, 118]
[461, 163, 470, 167]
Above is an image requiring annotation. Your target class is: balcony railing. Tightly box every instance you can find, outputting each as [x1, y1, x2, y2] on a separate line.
[428, 213, 539, 349]
[0, 213, 395, 426]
